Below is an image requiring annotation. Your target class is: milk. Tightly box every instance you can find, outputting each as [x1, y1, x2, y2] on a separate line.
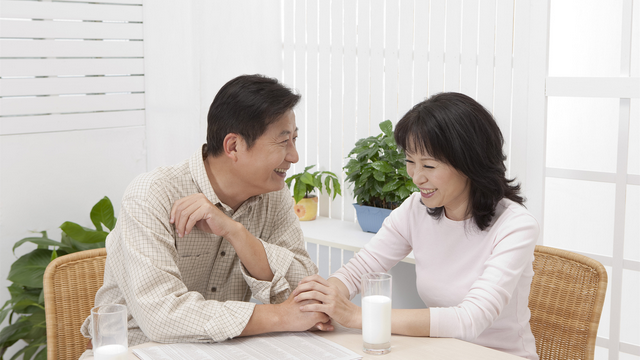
[362, 295, 392, 344]
[94, 344, 128, 360]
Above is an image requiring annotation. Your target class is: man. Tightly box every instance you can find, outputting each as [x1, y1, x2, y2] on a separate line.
[81, 75, 331, 350]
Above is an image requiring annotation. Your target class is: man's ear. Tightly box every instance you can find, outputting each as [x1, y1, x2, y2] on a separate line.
[223, 133, 245, 161]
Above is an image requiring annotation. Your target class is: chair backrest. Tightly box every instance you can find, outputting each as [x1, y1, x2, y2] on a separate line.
[44, 248, 107, 360]
[529, 245, 607, 360]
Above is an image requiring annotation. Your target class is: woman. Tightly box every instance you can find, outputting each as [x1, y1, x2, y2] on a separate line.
[293, 92, 539, 360]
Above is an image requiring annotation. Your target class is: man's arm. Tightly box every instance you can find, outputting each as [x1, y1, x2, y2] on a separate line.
[171, 190, 317, 304]
[171, 193, 275, 281]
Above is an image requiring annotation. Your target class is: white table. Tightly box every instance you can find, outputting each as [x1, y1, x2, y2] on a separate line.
[82, 324, 525, 360]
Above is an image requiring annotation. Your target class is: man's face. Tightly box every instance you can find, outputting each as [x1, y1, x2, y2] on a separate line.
[237, 109, 299, 195]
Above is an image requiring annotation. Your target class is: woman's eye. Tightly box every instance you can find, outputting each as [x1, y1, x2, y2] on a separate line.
[424, 165, 435, 169]
[404, 159, 414, 164]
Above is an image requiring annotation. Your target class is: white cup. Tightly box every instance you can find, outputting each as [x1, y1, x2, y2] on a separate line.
[361, 272, 392, 355]
[91, 304, 128, 360]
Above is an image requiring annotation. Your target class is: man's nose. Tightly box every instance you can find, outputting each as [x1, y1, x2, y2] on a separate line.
[286, 141, 299, 163]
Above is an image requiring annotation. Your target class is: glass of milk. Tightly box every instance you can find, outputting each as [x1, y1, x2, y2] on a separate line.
[361, 272, 392, 355]
[91, 304, 128, 360]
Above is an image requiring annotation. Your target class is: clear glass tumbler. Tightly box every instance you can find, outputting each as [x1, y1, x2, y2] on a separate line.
[91, 304, 128, 360]
[361, 272, 392, 355]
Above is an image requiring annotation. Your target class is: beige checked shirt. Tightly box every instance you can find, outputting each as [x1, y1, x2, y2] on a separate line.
[81, 148, 317, 345]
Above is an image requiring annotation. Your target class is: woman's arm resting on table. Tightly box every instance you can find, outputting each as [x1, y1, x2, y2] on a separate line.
[295, 275, 432, 336]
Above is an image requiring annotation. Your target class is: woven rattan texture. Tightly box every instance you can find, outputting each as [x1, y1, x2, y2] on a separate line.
[529, 245, 607, 360]
[44, 248, 106, 360]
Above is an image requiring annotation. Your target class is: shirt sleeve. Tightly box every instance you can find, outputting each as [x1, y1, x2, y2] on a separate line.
[240, 193, 318, 304]
[429, 211, 539, 341]
[331, 203, 413, 300]
[85, 192, 255, 343]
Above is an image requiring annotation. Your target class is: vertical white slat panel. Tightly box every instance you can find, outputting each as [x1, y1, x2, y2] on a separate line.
[306, 0, 319, 171]
[444, 0, 462, 92]
[317, 0, 332, 217]
[413, 0, 429, 104]
[476, 0, 497, 110]
[356, 0, 372, 140]
[369, 0, 384, 135]
[384, 0, 400, 122]
[330, 0, 344, 219]
[494, 0, 515, 166]
[428, 0, 446, 96]
[460, 0, 479, 98]
[318, 245, 330, 278]
[282, 0, 295, 87]
[294, 0, 307, 175]
[511, 0, 531, 191]
[343, 0, 357, 221]
[397, 0, 415, 119]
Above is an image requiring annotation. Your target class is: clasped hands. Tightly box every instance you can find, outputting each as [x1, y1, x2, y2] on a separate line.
[292, 275, 362, 330]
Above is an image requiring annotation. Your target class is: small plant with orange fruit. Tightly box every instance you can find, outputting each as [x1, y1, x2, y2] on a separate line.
[285, 165, 341, 221]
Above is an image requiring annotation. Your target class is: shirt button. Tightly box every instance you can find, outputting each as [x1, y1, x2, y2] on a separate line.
[220, 251, 226, 257]
[211, 287, 217, 292]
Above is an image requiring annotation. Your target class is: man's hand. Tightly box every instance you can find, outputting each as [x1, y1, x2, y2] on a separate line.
[170, 193, 237, 238]
[275, 291, 334, 332]
[292, 275, 361, 329]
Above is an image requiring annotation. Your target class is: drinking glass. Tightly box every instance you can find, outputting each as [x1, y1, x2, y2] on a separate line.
[91, 304, 128, 360]
[361, 272, 392, 355]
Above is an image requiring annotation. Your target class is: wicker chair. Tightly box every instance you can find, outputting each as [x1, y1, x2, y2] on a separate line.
[529, 245, 608, 360]
[44, 248, 107, 360]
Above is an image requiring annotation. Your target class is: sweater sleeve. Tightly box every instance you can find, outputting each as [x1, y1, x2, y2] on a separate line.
[331, 202, 413, 300]
[429, 210, 539, 341]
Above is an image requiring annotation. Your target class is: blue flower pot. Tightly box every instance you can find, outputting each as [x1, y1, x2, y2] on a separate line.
[353, 203, 393, 233]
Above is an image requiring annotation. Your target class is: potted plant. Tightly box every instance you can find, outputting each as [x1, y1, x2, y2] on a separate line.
[285, 165, 341, 221]
[343, 120, 418, 232]
[0, 197, 115, 360]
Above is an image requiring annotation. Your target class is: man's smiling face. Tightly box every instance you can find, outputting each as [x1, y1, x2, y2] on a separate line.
[236, 109, 299, 195]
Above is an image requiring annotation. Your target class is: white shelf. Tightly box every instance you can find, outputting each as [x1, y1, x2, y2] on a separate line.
[299, 216, 415, 264]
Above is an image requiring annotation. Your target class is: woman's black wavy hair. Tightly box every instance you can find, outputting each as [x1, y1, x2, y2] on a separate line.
[394, 92, 524, 231]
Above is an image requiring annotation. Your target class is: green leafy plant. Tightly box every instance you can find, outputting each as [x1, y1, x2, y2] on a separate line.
[343, 120, 418, 209]
[0, 197, 116, 360]
[285, 165, 342, 204]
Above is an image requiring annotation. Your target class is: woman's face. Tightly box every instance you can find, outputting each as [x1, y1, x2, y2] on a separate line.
[405, 150, 471, 221]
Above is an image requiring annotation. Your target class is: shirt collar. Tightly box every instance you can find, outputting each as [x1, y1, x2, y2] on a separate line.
[189, 145, 264, 214]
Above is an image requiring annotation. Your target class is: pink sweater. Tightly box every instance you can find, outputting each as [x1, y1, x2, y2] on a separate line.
[332, 193, 539, 360]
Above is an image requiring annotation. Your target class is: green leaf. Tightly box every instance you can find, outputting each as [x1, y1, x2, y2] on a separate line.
[90, 197, 116, 231]
[303, 164, 316, 172]
[293, 178, 306, 204]
[379, 120, 393, 137]
[50, 249, 58, 261]
[38, 290, 44, 305]
[373, 171, 385, 181]
[60, 222, 108, 244]
[371, 161, 394, 173]
[12, 238, 67, 255]
[7, 250, 52, 288]
[331, 177, 341, 199]
[34, 346, 48, 360]
[300, 172, 315, 186]
[324, 176, 332, 196]
[0, 308, 11, 325]
[0, 319, 31, 344]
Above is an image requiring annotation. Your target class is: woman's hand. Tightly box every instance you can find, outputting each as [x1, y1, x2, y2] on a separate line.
[292, 275, 362, 329]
